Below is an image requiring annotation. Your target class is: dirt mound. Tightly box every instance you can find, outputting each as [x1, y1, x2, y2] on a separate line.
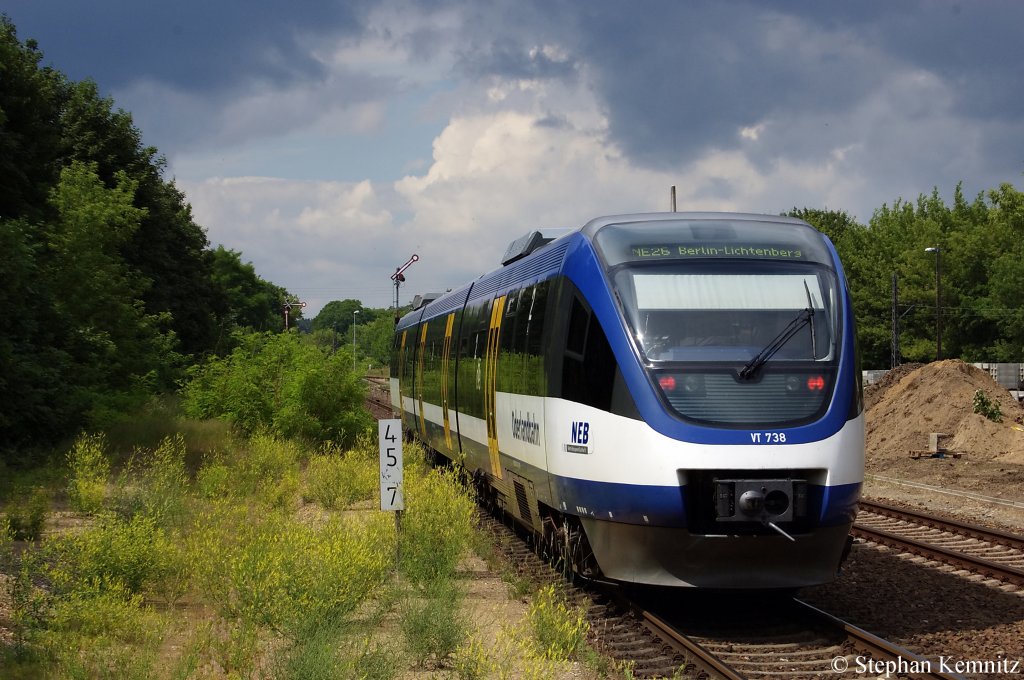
[864, 363, 922, 412]
[865, 359, 1024, 470]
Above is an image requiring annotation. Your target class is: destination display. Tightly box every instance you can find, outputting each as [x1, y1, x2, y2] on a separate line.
[628, 243, 806, 260]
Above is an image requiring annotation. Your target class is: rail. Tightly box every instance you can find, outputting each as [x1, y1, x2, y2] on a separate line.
[854, 499, 1024, 587]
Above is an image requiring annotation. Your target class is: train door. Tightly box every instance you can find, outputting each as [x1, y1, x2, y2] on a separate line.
[396, 329, 409, 429]
[416, 321, 428, 438]
[441, 312, 457, 452]
[484, 294, 507, 478]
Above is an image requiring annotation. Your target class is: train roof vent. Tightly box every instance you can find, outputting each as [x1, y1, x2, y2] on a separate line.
[411, 293, 442, 310]
[501, 228, 571, 266]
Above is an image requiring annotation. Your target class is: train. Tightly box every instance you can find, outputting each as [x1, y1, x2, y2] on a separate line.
[390, 212, 864, 589]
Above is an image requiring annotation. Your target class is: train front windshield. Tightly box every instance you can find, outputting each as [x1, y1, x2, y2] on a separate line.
[595, 219, 842, 427]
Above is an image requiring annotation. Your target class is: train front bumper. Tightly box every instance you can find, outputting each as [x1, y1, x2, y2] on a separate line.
[581, 518, 853, 588]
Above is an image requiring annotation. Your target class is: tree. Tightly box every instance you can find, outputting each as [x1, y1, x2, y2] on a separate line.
[312, 299, 366, 337]
[360, 312, 397, 369]
[60, 79, 220, 357]
[0, 17, 65, 223]
[46, 161, 180, 422]
[208, 246, 291, 344]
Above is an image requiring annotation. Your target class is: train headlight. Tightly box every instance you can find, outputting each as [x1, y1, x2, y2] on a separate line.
[681, 374, 704, 394]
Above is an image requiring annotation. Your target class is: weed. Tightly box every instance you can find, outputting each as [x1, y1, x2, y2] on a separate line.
[8, 550, 51, 657]
[451, 636, 496, 680]
[526, 584, 590, 662]
[66, 432, 110, 513]
[45, 579, 160, 642]
[138, 434, 190, 526]
[45, 512, 175, 595]
[237, 431, 304, 508]
[973, 389, 1003, 422]
[398, 467, 476, 587]
[303, 443, 377, 509]
[209, 618, 263, 678]
[1, 515, 12, 554]
[195, 459, 231, 499]
[400, 579, 467, 666]
[5, 486, 49, 540]
[327, 635, 400, 680]
[191, 507, 394, 640]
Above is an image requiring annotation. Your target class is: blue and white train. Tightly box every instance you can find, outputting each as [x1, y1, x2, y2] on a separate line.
[391, 212, 864, 589]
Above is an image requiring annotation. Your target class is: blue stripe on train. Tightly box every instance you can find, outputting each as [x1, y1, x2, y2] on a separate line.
[552, 475, 861, 529]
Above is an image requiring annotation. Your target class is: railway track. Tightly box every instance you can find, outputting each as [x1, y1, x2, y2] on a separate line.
[481, 507, 963, 679]
[642, 596, 966, 680]
[364, 376, 393, 419]
[854, 499, 1024, 588]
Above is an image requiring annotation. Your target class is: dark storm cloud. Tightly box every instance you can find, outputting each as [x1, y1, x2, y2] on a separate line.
[4, 0, 367, 91]
[455, 39, 578, 81]
[453, 0, 1024, 176]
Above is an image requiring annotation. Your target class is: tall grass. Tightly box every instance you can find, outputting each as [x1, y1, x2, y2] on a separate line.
[303, 442, 377, 509]
[1, 419, 564, 679]
[66, 433, 110, 513]
[189, 504, 395, 640]
[398, 466, 476, 587]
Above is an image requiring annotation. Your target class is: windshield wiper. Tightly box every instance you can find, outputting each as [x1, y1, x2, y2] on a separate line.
[739, 307, 814, 380]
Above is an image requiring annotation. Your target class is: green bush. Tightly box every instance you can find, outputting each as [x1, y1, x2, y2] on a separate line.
[107, 435, 190, 526]
[181, 330, 372, 446]
[138, 434, 189, 525]
[973, 389, 1003, 422]
[238, 432, 303, 508]
[45, 580, 156, 641]
[195, 460, 231, 499]
[67, 433, 110, 513]
[6, 486, 49, 541]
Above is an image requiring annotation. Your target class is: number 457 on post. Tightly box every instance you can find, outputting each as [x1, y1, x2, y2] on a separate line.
[378, 419, 404, 511]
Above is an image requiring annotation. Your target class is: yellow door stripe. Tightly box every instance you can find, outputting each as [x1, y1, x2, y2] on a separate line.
[398, 330, 408, 430]
[441, 312, 455, 451]
[417, 322, 428, 437]
[485, 295, 506, 478]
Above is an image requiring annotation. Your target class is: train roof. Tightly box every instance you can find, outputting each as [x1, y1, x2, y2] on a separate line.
[579, 211, 812, 237]
[395, 212, 820, 330]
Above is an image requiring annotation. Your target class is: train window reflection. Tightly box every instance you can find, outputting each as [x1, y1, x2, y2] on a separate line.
[616, 265, 839, 364]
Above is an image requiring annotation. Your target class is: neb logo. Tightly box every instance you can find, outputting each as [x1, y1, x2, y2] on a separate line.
[570, 421, 589, 445]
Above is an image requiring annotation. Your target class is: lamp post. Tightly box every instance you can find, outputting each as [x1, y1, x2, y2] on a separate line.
[352, 309, 360, 371]
[924, 247, 942, 361]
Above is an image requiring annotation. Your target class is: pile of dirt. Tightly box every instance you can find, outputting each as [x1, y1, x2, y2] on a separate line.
[863, 363, 922, 412]
[865, 359, 1024, 470]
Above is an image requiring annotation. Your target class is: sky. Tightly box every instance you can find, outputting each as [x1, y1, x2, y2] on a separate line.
[6, 0, 1024, 316]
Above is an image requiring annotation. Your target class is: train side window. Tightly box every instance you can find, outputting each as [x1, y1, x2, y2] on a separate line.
[521, 281, 550, 396]
[562, 295, 616, 411]
[565, 297, 589, 357]
[455, 297, 490, 419]
[498, 289, 521, 394]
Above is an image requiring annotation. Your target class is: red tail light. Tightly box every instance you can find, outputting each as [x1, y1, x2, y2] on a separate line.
[658, 376, 677, 391]
[806, 375, 825, 391]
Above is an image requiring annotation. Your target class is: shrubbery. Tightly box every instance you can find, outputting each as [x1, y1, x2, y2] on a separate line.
[182, 330, 371, 446]
[66, 433, 110, 513]
[973, 389, 1003, 423]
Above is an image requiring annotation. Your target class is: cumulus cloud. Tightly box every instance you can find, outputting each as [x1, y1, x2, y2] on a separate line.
[13, 0, 1022, 315]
